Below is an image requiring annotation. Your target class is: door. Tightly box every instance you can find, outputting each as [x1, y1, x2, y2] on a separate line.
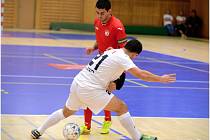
[17, 0, 35, 29]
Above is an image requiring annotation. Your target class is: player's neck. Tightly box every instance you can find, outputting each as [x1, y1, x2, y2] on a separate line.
[122, 48, 130, 57]
[102, 15, 112, 24]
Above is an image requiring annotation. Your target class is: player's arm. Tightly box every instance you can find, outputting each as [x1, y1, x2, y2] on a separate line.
[128, 67, 176, 83]
[86, 18, 99, 55]
[116, 25, 127, 48]
[86, 42, 98, 55]
[117, 38, 127, 48]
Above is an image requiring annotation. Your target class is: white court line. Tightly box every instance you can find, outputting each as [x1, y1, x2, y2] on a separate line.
[144, 57, 209, 73]
[1, 81, 208, 90]
[125, 79, 148, 87]
[2, 74, 74, 79]
[2, 54, 91, 59]
[126, 78, 209, 83]
[2, 114, 208, 120]
[44, 53, 149, 87]
[2, 75, 208, 83]
[1, 82, 69, 86]
[134, 59, 208, 65]
[2, 55, 50, 59]
[125, 85, 208, 90]
[43, 53, 77, 64]
[2, 54, 208, 65]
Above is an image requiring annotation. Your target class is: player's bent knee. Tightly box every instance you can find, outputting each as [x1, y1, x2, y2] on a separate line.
[116, 101, 128, 115]
[104, 96, 128, 115]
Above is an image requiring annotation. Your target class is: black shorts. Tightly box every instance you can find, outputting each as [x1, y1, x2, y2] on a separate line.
[114, 72, 126, 90]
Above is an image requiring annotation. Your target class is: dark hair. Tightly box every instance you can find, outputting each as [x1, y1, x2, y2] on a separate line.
[124, 39, 142, 54]
[96, 0, 111, 11]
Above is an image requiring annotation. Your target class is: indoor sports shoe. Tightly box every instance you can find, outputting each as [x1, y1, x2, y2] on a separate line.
[140, 134, 158, 140]
[80, 125, 91, 135]
[31, 129, 42, 139]
[100, 121, 112, 134]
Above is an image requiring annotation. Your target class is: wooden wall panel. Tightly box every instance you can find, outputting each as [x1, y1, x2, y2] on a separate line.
[190, 0, 209, 38]
[35, 0, 83, 29]
[83, 0, 96, 24]
[17, 0, 35, 29]
[3, 0, 207, 37]
[3, 0, 17, 28]
[111, 0, 190, 26]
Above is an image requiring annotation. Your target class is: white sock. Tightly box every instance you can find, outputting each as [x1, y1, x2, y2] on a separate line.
[119, 112, 142, 140]
[37, 109, 65, 134]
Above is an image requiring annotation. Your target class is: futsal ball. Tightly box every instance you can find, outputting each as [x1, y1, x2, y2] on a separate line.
[63, 123, 80, 140]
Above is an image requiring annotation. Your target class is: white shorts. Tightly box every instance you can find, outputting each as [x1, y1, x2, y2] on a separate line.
[66, 80, 114, 115]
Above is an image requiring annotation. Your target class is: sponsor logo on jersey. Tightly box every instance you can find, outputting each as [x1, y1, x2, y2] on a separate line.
[105, 30, 110, 36]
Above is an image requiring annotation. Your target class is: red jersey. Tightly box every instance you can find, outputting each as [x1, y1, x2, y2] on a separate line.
[94, 16, 127, 54]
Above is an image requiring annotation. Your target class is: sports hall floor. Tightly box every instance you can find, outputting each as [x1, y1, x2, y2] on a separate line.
[1, 29, 209, 140]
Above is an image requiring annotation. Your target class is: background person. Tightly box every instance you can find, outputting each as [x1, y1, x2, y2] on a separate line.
[185, 9, 202, 37]
[163, 10, 175, 36]
[175, 10, 187, 38]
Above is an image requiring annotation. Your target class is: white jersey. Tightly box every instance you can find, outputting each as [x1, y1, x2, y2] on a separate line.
[74, 49, 137, 89]
[163, 14, 173, 26]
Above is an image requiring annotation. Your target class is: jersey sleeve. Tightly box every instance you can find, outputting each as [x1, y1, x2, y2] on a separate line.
[119, 55, 137, 71]
[116, 25, 127, 48]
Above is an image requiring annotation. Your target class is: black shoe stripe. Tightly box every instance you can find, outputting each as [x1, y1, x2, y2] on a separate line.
[34, 131, 41, 136]
[31, 133, 38, 138]
[31, 130, 41, 138]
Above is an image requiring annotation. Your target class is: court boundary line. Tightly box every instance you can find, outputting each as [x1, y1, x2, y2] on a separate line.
[1, 128, 16, 140]
[125, 79, 149, 87]
[3, 54, 208, 65]
[43, 53, 77, 64]
[2, 81, 208, 90]
[2, 74, 209, 83]
[144, 57, 209, 73]
[21, 116, 57, 140]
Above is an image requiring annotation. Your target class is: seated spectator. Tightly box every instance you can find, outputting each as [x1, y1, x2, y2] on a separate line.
[175, 10, 187, 38]
[185, 9, 202, 37]
[163, 10, 175, 36]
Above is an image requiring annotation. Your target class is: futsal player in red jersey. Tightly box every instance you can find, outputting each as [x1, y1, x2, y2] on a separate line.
[81, 0, 127, 135]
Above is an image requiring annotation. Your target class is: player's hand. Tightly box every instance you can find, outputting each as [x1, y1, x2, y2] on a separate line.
[106, 82, 117, 92]
[160, 74, 176, 83]
[86, 47, 94, 55]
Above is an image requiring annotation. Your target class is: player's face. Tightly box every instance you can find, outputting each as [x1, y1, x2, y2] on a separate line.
[96, 8, 111, 24]
[130, 53, 139, 59]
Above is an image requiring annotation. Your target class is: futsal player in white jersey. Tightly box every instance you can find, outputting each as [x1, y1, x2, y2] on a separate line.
[31, 39, 176, 140]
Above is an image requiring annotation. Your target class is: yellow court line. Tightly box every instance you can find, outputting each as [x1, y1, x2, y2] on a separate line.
[125, 79, 149, 87]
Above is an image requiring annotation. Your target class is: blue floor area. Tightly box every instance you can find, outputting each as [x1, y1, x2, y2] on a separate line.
[2, 44, 209, 118]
